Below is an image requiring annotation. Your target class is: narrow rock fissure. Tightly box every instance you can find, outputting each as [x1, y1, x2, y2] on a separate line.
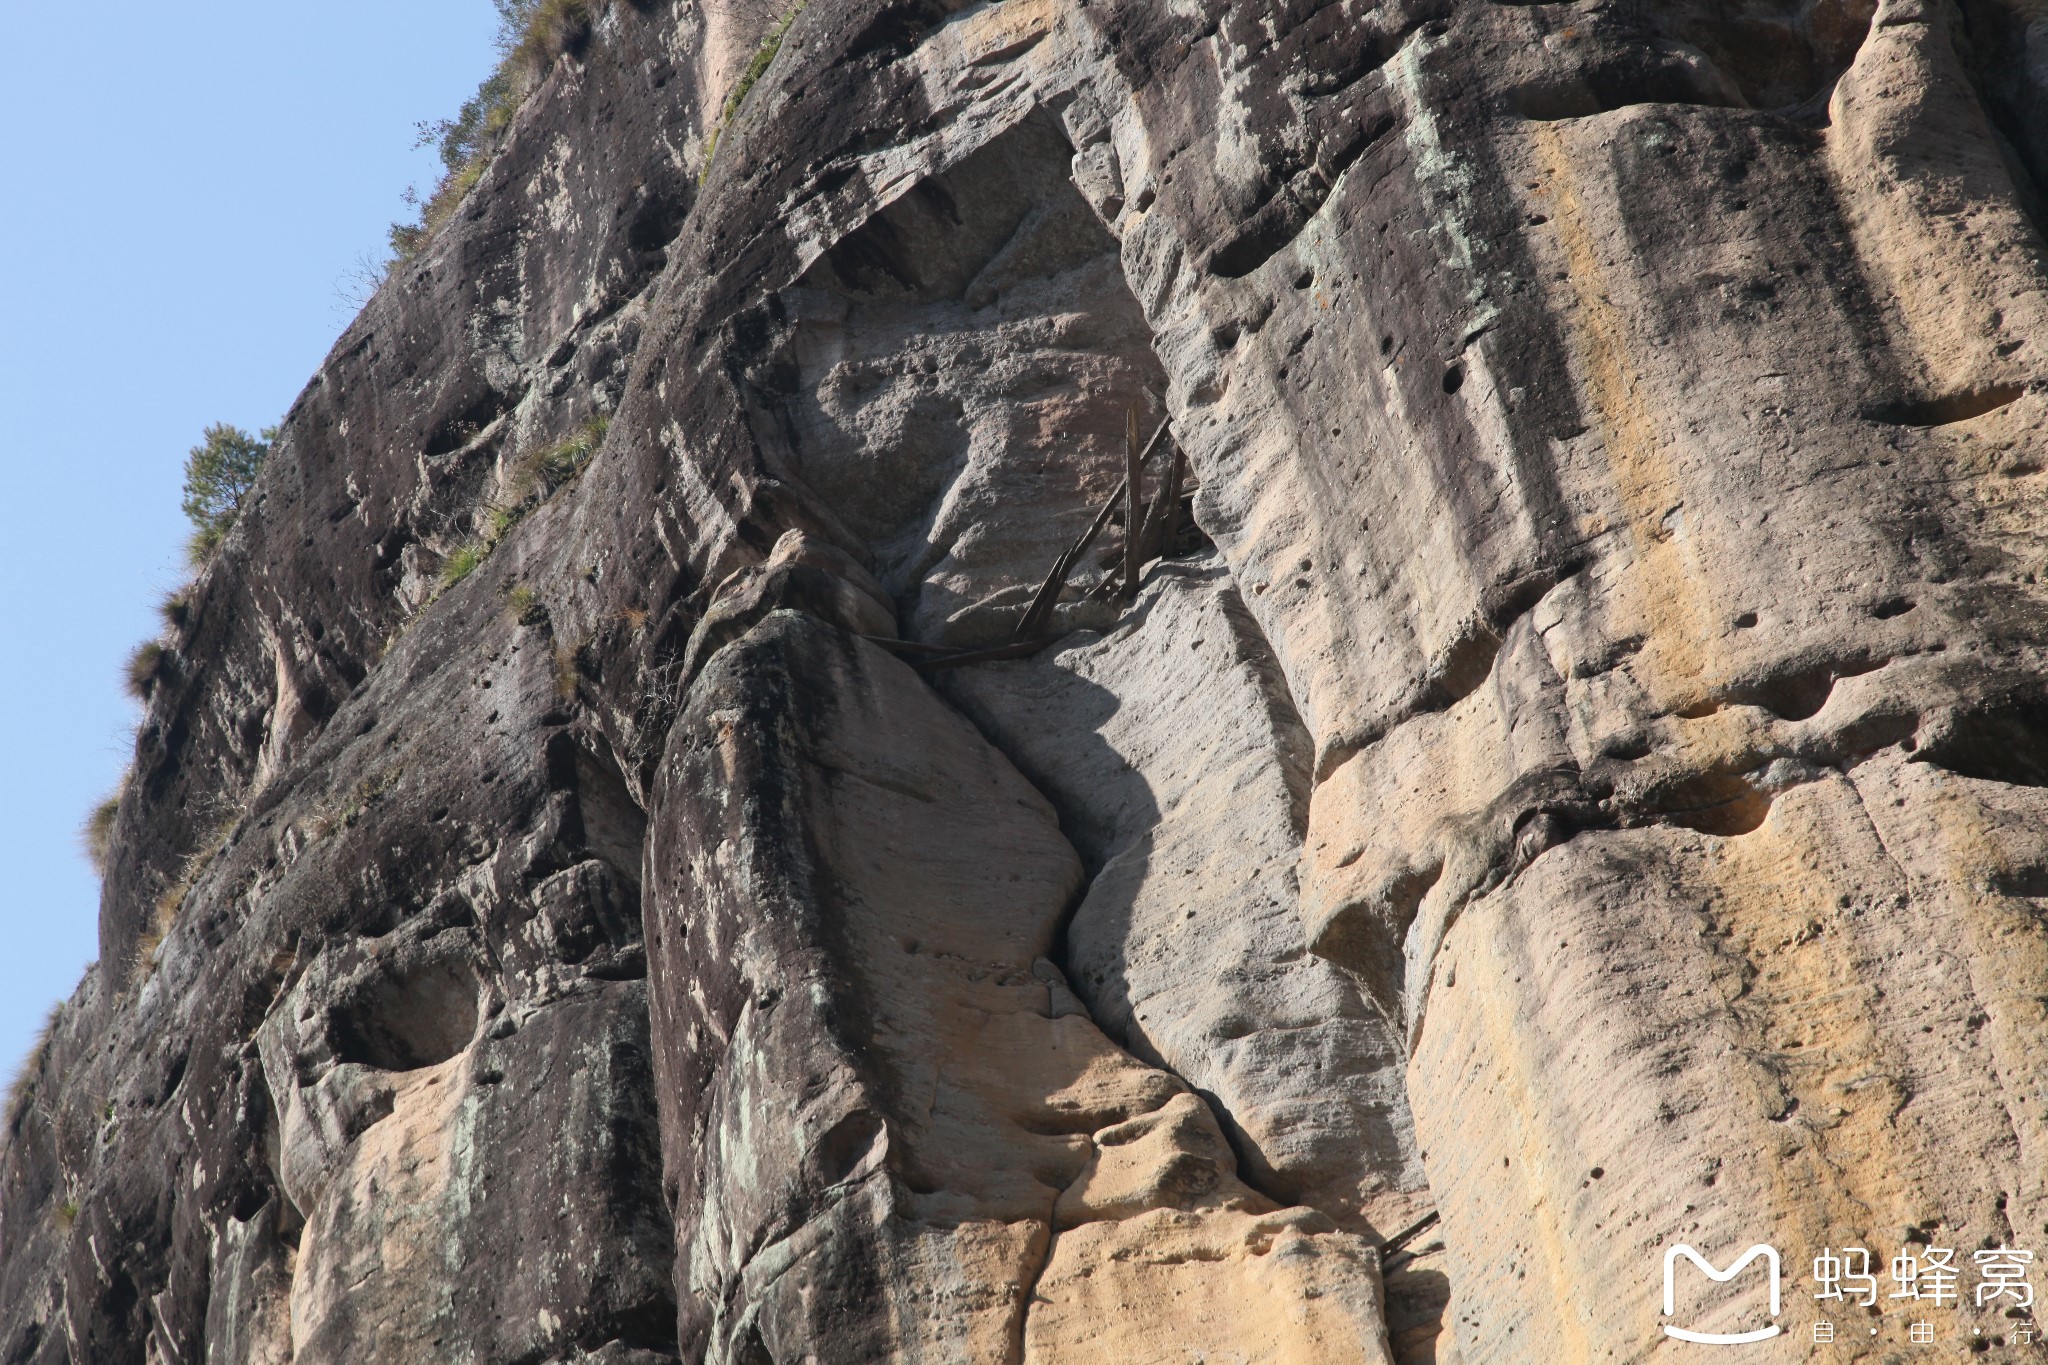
[930, 652, 1327, 1217]
[925, 560, 1453, 1359]
[1010, 1193, 1062, 1365]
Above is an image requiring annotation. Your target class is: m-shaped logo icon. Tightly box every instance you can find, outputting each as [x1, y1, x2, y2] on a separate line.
[1663, 1244, 1783, 1345]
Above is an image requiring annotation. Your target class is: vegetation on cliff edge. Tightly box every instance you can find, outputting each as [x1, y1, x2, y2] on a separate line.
[390, 0, 597, 261]
[181, 422, 272, 567]
[440, 413, 611, 591]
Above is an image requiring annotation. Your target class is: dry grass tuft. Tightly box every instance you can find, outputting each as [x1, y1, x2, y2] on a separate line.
[157, 589, 192, 633]
[123, 642, 168, 701]
[136, 817, 236, 983]
[439, 542, 487, 590]
[507, 584, 551, 627]
[81, 778, 127, 877]
[434, 413, 612, 600]
[513, 412, 610, 498]
[4, 1011, 57, 1139]
[309, 768, 404, 842]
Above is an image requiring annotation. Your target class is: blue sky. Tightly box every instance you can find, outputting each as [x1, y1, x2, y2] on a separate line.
[0, 3, 500, 1086]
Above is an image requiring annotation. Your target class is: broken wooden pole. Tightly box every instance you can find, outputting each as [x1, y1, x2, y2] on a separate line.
[1014, 500, 1117, 641]
[1377, 1209, 1443, 1276]
[1136, 441, 1184, 566]
[1011, 414, 1173, 640]
[911, 636, 1065, 671]
[857, 635, 957, 656]
[1121, 404, 1143, 602]
[1383, 1209, 1441, 1255]
[1160, 447, 1186, 560]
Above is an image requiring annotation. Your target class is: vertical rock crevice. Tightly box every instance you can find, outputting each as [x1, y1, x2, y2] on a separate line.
[649, 71, 1424, 1355]
[644, 595, 1398, 1365]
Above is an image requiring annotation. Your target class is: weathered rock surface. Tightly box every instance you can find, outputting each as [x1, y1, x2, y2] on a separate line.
[649, 605, 1392, 1361]
[6, 0, 2048, 1360]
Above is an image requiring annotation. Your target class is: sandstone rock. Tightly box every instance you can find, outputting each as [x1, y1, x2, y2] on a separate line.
[944, 559, 1427, 1232]
[649, 607, 1393, 1362]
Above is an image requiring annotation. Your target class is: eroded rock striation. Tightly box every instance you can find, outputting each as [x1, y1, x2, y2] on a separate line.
[6, 0, 2048, 1360]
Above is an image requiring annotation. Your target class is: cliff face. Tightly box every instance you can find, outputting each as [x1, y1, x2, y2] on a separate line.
[6, 0, 2048, 1361]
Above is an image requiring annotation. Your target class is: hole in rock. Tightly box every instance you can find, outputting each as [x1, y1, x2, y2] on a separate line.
[1721, 656, 1882, 722]
[1659, 772, 1774, 836]
[574, 743, 650, 905]
[1868, 385, 2024, 428]
[624, 187, 688, 253]
[1201, 113, 1398, 279]
[1917, 702, 2048, 787]
[1728, 665, 1835, 721]
[229, 1186, 270, 1223]
[1309, 862, 1442, 1016]
[1421, 624, 1503, 712]
[810, 1110, 885, 1187]
[1987, 864, 2048, 898]
[1512, 60, 1746, 120]
[1513, 810, 1578, 868]
[1506, 0, 1875, 113]
[422, 388, 513, 458]
[1385, 1266, 1455, 1365]
[1600, 735, 1653, 761]
[330, 958, 480, 1071]
[154, 1049, 188, 1108]
[103, 1271, 140, 1331]
[735, 1325, 777, 1365]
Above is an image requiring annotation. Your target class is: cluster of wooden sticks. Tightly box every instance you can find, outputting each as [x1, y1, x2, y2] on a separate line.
[866, 406, 1189, 672]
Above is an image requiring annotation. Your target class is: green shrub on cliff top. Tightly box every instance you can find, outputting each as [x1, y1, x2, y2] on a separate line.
[392, 0, 596, 261]
[181, 422, 272, 566]
[440, 542, 486, 589]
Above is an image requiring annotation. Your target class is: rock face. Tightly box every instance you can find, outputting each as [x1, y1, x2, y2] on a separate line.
[5, 0, 2048, 1361]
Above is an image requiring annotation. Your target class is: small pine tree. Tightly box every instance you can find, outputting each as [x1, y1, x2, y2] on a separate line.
[181, 424, 273, 565]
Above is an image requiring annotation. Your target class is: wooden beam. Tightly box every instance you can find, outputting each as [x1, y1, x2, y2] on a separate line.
[1121, 404, 1142, 602]
[857, 635, 956, 655]
[1136, 441, 1182, 566]
[910, 636, 1065, 671]
[1160, 447, 1185, 561]
[1011, 415, 1173, 641]
[1377, 1209, 1443, 1276]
